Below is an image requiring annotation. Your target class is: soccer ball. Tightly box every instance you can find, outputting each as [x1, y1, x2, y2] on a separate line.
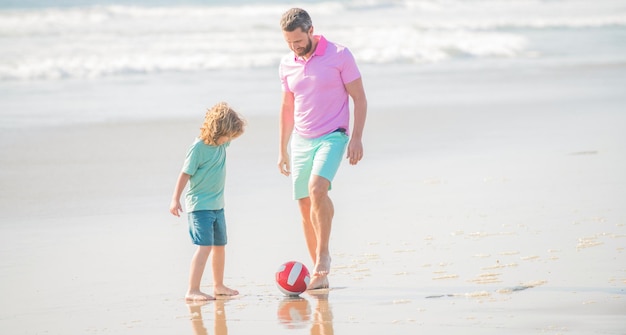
[276, 261, 310, 296]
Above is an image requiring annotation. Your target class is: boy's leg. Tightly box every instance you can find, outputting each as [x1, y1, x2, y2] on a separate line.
[211, 246, 239, 296]
[187, 246, 214, 301]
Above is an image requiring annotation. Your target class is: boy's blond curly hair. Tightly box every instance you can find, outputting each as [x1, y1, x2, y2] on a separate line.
[199, 102, 245, 146]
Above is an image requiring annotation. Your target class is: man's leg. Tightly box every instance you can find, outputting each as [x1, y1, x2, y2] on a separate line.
[307, 175, 333, 289]
[298, 197, 317, 264]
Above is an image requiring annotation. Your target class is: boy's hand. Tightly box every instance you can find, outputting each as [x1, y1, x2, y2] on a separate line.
[170, 199, 183, 217]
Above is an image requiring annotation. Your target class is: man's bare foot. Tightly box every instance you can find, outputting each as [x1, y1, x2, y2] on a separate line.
[186, 289, 215, 301]
[313, 254, 332, 276]
[307, 273, 329, 290]
[308, 254, 331, 290]
[214, 284, 239, 296]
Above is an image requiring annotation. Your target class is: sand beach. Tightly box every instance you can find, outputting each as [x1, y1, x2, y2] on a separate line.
[1, 0, 626, 334]
[1, 61, 625, 334]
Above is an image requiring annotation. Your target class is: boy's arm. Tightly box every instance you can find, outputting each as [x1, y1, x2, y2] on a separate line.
[169, 172, 191, 217]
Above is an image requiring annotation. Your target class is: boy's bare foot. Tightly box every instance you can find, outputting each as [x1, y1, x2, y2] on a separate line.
[186, 290, 215, 301]
[214, 285, 239, 296]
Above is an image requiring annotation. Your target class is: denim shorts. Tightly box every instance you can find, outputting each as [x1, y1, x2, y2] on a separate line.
[187, 209, 227, 246]
[290, 130, 349, 200]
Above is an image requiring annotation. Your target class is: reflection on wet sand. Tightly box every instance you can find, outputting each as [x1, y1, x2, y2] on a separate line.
[188, 299, 228, 335]
[277, 292, 334, 335]
[277, 297, 311, 329]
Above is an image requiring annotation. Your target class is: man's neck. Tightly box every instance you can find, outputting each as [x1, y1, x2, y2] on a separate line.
[302, 37, 319, 61]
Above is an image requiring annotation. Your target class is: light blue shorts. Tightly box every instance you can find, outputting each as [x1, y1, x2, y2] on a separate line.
[187, 209, 227, 246]
[290, 130, 349, 200]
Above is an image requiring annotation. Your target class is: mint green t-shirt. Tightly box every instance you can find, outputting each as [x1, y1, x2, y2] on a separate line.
[182, 138, 230, 212]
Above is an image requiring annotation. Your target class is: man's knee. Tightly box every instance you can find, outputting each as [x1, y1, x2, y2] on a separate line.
[308, 177, 330, 200]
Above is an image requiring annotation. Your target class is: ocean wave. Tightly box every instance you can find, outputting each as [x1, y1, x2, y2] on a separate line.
[2, 1, 624, 33]
[0, 27, 527, 80]
[0, 0, 624, 80]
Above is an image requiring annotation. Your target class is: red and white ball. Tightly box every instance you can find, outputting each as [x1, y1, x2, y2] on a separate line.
[276, 261, 310, 296]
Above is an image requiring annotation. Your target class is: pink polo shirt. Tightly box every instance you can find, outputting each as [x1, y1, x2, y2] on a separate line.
[279, 35, 361, 139]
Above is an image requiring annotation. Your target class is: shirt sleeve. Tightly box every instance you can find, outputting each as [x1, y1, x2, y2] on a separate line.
[279, 62, 291, 93]
[182, 143, 200, 176]
[340, 48, 361, 84]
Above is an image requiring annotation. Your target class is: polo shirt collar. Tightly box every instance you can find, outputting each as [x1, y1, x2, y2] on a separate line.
[294, 35, 327, 61]
[313, 35, 328, 56]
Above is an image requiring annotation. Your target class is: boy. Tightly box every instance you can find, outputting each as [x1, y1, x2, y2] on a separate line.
[170, 102, 245, 301]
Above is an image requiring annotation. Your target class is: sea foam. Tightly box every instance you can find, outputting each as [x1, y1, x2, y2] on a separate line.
[0, 0, 624, 81]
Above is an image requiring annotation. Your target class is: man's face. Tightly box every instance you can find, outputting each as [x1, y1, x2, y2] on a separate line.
[283, 27, 313, 57]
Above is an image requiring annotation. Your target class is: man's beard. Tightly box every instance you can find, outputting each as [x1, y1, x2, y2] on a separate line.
[296, 36, 313, 57]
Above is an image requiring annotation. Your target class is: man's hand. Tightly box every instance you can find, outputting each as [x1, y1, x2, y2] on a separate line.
[278, 153, 291, 176]
[346, 138, 363, 165]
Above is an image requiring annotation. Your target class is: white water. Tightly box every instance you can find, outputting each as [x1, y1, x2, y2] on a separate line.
[1, 0, 624, 81]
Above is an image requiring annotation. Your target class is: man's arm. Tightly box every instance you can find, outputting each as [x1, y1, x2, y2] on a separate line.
[345, 77, 367, 165]
[278, 91, 295, 176]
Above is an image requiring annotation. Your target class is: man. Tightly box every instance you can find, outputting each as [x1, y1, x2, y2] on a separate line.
[277, 8, 367, 290]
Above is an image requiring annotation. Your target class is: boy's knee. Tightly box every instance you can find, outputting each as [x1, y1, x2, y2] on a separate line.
[197, 245, 212, 253]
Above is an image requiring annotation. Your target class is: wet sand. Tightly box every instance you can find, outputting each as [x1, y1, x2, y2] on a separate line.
[1, 65, 625, 334]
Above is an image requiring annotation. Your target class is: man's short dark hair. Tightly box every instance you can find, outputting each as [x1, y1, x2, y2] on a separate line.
[280, 8, 312, 32]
